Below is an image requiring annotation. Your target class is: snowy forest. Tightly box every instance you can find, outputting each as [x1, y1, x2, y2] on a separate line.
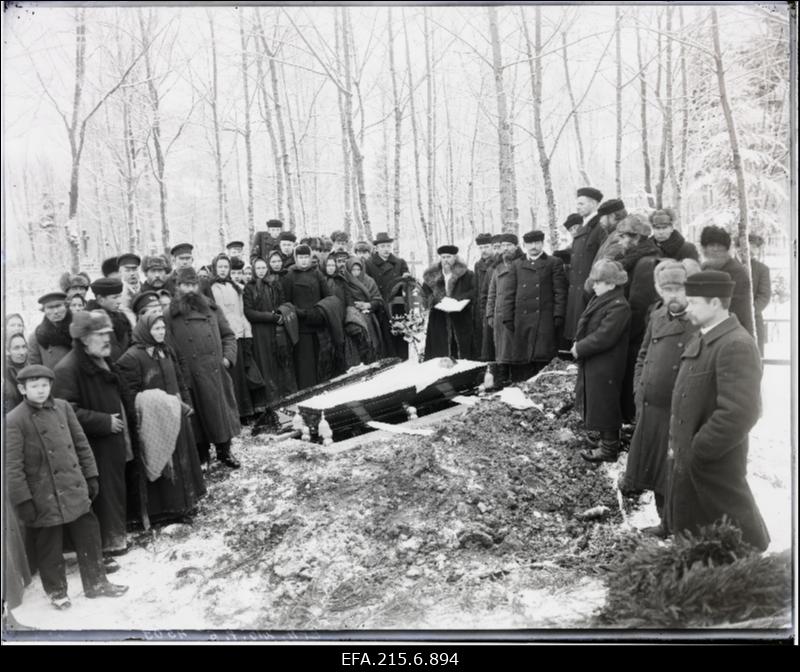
[3, 4, 793, 275]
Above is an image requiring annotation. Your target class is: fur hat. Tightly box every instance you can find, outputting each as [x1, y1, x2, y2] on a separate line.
[562, 213, 583, 230]
[230, 257, 245, 271]
[101, 257, 119, 277]
[597, 199, 626, 217]
[649, 208, 677, 228]
[699, 225, 732, 250]
[59, 273, 90, 293]
[175, 267, 199, 284]
[747, 233, 765, 247]
[90, 277, 124, 296]
[475, 233, 493, 246]
[653, 258, 701, 288]
[577, 187, 603, 202]
[498, 233, 519, 245]
[266, 219, 284, 230]
[330, 230, 350, 243]
[616, 214, 651, 238]
[437, 245, 458, 255]
[354, 240, 372, 253]
[522, 230, 545, 243]
[278, 231, 297, 243]
[142, 255, 169, 272]
[588, 259, 628, 287]
[684, 270, 735, 298]
[69, 310, 113, 339]
[294, 244, 312, 257]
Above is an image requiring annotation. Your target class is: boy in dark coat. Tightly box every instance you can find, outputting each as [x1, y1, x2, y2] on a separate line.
[572, 260, 631, 463]
[668, 270, 769, 551]
[564, 187, 607, 341]
[621, 259, 701, 536]
[422, 245, 477, 360]
[7, 364, 128, 609]
[503, 230, 567, 380]
[699, 225, 755, 337]
[53, 311, 137, 559]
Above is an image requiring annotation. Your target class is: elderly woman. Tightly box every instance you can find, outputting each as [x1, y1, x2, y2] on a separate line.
[117, 313, 206, 524]
[343, 257, 393, 362]
[4, 332, 29, 415]
[243, 255, 298, 403]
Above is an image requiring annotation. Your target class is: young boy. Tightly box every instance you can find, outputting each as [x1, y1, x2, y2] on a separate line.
[570, 259, 632, 463]
[6, 364, 129, 609]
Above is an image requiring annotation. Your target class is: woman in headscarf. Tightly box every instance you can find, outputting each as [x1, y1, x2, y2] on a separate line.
[209, 254, 265, 423]
[243, 255, 298, 403]
[116, 313, 206, 524]
[4, 332, 29, 415]
[5, 313, 25, 337]
[343, 258, 394, 362]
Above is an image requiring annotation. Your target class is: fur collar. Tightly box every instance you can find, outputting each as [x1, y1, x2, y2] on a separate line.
[35, 312, 73, 350]
[423, 258, 468, 302]
[72, 341, 122, 385]
[169, 291, 215, 318]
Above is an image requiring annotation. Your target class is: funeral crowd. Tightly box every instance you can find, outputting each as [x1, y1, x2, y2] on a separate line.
[3, 188, 774, 613]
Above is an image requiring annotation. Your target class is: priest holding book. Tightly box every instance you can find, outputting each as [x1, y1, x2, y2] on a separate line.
[421, 245, 477, 360]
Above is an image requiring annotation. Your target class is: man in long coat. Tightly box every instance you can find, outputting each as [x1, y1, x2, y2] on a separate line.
[422, 245, 477, 360]
[668, 270, 769, 550]
[650, 209, 699, 262]
[486, 234, 524, 386]
[699, 225, 755, 337]
[502, 230, 567, 381]
[53, 311, 137, 558]
[28, 292, 73, 370]
[564, 187, 607, 341]
[478, 235, 503, 363]
[164, 267, 241, 469]
[250, 219, 285, 264]
[621, 259, 700, 536]
[365, 232, 411, 359]
[472, 233, 494, 356]
[87, 277, 132, 362]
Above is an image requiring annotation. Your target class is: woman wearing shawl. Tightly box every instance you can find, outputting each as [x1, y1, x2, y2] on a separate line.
[116, 313, 206, 524]
[344, 258, 394, 362]
[243, 255, 298, 403]
[4, 332, 29, 415]
[209, 254, 265, 423]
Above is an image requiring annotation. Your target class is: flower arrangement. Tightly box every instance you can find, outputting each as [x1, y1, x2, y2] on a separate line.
[390, 311, 427, 363]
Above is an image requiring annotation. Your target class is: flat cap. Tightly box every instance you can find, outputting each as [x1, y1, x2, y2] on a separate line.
[117, 253, 141, 267]
[142, 255, 169, 272]
[278, 231, 297, 243]
[38, 291, 67, 305]
[170, 243, 194, 257]
[226, 241, 245, 249]
[16, 364, 55, 382]
[131, 291, 161, 315]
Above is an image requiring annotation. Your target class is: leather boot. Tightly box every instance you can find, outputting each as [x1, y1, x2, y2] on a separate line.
[581, 433, 620, 463]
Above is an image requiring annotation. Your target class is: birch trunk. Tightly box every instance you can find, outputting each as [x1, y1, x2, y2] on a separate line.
[488, 6, 518, 233]
[208, 13, 226, 249]
[615, 7, 623, 197]
[636, 17, 655, 207]
[334, 9, 353, 236]
[561, 30, 590, 186]
[424, 8, 437, 241]
[387, 7, 402, 243]
[239, 12, 255, 240]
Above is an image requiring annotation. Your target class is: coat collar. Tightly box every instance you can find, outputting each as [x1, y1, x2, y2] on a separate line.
[649, 305, 694, 338]
[520, 252, 549, 269]
[681, 315, 740, 359]
[573, 214, 601, 238]
[581, 286, 625, 317]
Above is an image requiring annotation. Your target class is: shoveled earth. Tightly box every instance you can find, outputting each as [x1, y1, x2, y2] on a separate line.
[155, 359, 625, 630]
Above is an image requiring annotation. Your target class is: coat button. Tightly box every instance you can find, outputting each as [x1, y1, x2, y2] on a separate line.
[672, 365, 678, 371]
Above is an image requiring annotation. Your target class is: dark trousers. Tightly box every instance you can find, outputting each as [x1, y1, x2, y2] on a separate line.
[30, 511, 105, 596]
[197, 440, 231, 463]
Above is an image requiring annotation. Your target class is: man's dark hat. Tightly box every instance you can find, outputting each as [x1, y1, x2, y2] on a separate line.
[278, 231, 297, 243]
[170, 243, 194, 257]
[142, 255, 168, 272]
[562, 213, 583, 230]
[577, 187, 603, 202]
[684, 270, 736, 298]
[373, 232, 394, 245]
[475, 233, 493, 246]
[266, 219, 284, 229]
[131, 291, 161, 315]
[437, 245, 458, 255]
[90, 277, 124, 297]
[38, 291, 67, 306]
[175, 267, 199, 284]
[499, 233, 519, 245]
[226, 241, 245, 250]
[294, 244, 312, 257]
[597, 199, 625, 217]
[230, 257, 245, 271]
[522, 230, 545, 243]
[101, 257, 119, 277]
[699, 225, 732, 250]
[117, 253, 141, 268]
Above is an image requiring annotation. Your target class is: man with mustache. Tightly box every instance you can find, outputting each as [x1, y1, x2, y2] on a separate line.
[619, 258, 701, 537]
[27, 292, 73, 370]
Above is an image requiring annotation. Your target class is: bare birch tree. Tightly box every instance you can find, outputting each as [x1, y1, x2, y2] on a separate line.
[615, 7, 623, 197]
[387, 7, 402, 242]
[239, 11, 255, 239]
[636, 14, 655, 207]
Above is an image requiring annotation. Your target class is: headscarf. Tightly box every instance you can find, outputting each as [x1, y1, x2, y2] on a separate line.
[132, 312, 171, 359]
[343, 258, 374, 303]
[5, 332, 28, 371]
[210, 253, 242, 295]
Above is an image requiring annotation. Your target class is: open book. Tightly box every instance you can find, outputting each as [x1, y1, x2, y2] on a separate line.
[434, 297, 470, 313]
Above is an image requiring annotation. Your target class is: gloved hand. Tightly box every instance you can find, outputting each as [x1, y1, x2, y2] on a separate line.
[17, 500, 36, 525]
[554, 316, 564, 330]
[87, 477, 100, 501]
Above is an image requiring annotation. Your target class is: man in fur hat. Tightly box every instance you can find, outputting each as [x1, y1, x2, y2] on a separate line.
[667, 270, 769, 550]
[141, 255, 170, 294]
[649, 209, 699, 262]
[422, 245, 477, 360]
[503, 231, 567, 380]
[620, 258, 701, 537]
[251, 219, 284, 264]
[564, 187, 607, 341]
[699, 225, 755, 337]
[163, 267, 242, 469]
[593, 198, 629, 263]
[276, 231, 298, 271]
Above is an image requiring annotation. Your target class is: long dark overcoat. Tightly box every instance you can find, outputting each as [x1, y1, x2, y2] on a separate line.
[116, 344, 206, 520]
[501, 253, 567, 364]
[365, 252, 410, 302]
[623, 305, 697, 495]
[421, 260, 477, 360]
[478, 256, 501, 361]
[486, 248, 524, 364]
[53, 346, 135, 552]
[654, 230, 699, 262]
[667, 315, 769, 550]
[573, 287, 631, 432]
[6, 398, 98, 527]
[163, 296, 241, 445]
[751, 258, 771, 355]
[702, 257, 755, 338]
[472, 257, 493, 355]
[564, 214, 607, 340]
